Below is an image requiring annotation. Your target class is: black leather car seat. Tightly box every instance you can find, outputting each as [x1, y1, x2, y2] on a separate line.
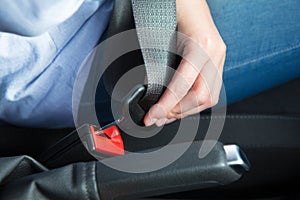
[0, 0, 299, 198]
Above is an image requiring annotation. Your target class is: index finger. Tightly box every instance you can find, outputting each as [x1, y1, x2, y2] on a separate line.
[145, 57, 208, 125]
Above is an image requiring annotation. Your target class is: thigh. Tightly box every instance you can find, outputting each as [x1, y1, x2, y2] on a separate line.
[207, 0, 300, 103]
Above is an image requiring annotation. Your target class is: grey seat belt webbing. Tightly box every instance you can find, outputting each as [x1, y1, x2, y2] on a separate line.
[131, 0, 177, 111]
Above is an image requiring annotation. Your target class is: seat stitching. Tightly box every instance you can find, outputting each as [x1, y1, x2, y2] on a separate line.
[82, 163, 90, 200]
[91, 162, 101, 200]
[187, 114, 300, 121]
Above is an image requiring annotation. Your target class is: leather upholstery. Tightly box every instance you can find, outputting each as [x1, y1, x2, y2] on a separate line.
[0, 0, 299, 198]
[0, 156, 100, 200]
[0, 142, 241, 200]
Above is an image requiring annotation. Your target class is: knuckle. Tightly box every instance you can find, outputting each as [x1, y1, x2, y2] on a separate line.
[206, 98, 214, 107]
[199, 37, 213, 52]
[198, 93, 219, 107]
[197, 93, 210, 105]
[189, 34, 212, 51]
[211, 97, 219, 107]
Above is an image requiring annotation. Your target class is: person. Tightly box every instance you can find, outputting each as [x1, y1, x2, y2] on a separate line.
[0, 0, 299, 128]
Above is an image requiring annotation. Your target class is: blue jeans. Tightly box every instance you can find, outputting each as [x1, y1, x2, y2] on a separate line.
[208, 0, 300, 104]
[96, 0, 300, 122]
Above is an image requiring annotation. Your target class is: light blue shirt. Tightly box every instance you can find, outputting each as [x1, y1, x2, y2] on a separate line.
[0, 0, 113, 128]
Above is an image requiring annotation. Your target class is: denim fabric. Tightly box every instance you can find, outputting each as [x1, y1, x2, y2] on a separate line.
[206, 0, 300, 104]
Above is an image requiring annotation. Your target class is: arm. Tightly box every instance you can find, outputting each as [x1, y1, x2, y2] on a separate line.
[144, 0, 226, 126]
[0, 0, 84, 36]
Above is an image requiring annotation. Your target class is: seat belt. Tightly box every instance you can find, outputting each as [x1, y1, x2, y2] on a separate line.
[131, 0, 178, 111]
[38, 3, 249, 190]
[40, 0, 179, 162]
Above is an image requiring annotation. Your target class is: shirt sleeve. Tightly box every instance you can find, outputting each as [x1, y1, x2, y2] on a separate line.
[0, 0, 84, 36]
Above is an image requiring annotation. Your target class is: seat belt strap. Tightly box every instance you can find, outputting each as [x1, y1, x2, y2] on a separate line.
[131, 0, 177, 111]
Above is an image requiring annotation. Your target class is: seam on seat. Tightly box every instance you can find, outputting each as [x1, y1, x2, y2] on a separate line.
[82, 163, 90, 200]
[91, 162, 101, 200]
[236, 144, 300, 149]
[224, 43, 300, 72]
[187, 114, 300, 121]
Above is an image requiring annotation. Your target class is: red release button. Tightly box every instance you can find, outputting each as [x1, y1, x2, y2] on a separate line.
[90, 125, 124, 156]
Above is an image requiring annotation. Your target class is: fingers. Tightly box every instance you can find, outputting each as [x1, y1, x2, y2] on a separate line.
[144, 38, 212, 127]
[169, 59, 218, 116]
[143, 26, 226, 127]
[144, 55, 224, 127]
[179, 74, 223, 119]
[177, 57, 224, 119]
[167, 56, 224, 121]
[143, 104, 167, 126]
[144, 55, 207, 126]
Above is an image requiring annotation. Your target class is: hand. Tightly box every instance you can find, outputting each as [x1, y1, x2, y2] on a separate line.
[144, 0, 226, 127]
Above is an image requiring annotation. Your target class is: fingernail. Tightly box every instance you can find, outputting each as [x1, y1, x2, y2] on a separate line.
[156, 118, 168, 127]
[145, 117, 158, 126]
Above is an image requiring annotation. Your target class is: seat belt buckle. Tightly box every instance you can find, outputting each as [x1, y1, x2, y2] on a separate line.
[79, 85, 148, 159]
[117, 84, 148, 130]
[79, 124, 124, 159]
